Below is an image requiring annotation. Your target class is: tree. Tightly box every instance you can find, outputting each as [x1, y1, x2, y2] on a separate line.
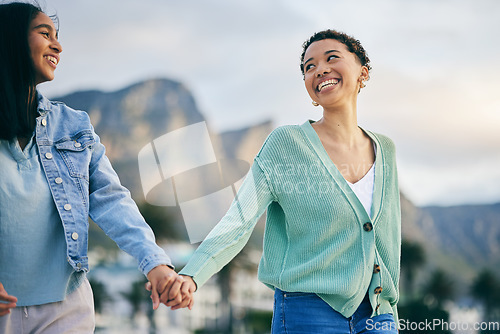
[138, 202, 185, 241]
[400, 239, 426, 298]
[121, 277, 156, 334]
[471, 269, 500, 323]
[88, 278, 112, 314]
[398, 300, 451, 334]
[423, 269, 455, 308]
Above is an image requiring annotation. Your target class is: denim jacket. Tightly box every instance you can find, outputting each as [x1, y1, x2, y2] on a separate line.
[35, 93, 172, 275]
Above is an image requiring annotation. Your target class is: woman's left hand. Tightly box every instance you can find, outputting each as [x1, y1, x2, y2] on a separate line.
[169, 275, 196, 310]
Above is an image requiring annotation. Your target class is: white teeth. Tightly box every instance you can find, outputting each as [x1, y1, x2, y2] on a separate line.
[45, 55, 58, 65]
[318, 79, 339, 91]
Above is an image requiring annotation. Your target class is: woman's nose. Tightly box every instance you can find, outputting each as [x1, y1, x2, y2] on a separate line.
[316, 64, 331, 77]
[51, 39, 63, 53]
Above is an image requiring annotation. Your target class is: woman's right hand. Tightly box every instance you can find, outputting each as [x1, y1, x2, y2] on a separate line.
[0, 282, 17, 316]
[168, 275, 196, 310]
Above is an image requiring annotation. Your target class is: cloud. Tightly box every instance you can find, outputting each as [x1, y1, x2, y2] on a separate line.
[360, 66, 500, 205]
[38, 0, 500, 206]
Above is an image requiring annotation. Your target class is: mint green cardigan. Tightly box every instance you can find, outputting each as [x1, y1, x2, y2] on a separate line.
[179, 120, 401, 321]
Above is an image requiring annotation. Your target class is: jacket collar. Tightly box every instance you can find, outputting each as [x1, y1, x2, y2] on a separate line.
[36, 91, 52, 115]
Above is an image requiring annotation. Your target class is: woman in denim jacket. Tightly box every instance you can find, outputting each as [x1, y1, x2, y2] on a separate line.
[0, 3, 188, 332]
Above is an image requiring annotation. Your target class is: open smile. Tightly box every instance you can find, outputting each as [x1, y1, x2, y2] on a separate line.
[317, 78, 340, 92]
[44, 55, 59, 67]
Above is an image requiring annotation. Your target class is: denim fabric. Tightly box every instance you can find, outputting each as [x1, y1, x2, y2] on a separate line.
[272, 289, 397, 334]
[0, 135, 86, 306]
[28, 93, 172, 275]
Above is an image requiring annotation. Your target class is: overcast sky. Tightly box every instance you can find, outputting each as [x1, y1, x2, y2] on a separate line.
[34, 0, 500, 207]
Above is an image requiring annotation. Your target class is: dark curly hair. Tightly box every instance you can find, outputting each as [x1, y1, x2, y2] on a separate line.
[300, 29, 371, 77]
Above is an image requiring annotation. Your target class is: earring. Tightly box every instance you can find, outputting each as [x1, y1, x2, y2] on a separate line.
[312, 101, 319, 106]
[359, 75, 368, 89]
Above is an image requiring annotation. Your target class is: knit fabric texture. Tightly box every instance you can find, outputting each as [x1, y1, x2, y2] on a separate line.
[180, 120, 401, 321]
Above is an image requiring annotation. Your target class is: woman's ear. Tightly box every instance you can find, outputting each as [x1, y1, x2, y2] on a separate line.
[360, 66, 370, 82]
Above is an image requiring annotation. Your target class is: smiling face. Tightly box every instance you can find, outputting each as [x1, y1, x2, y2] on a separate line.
[302, 39, 368, 108]
[28, 12, 62, 85]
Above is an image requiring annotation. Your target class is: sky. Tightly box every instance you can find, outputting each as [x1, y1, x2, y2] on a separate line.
[32, 0, 500, 207]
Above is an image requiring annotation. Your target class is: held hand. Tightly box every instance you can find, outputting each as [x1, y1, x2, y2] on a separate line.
[0, 282, 17, 317]
[168, 275, 196, 311]
[146, 265, 183, 310]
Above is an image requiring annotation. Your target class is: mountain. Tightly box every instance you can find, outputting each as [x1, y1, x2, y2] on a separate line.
[421, 203, 500, 277]
[54, 78, 500, 282]
[401, 194, 500, 287]
[56, 78, 205, 162]
[55, 78, 268, 202]
[54, 78, 273, 242]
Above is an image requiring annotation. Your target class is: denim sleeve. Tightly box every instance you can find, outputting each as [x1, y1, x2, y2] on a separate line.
[87, 127, 173, 275]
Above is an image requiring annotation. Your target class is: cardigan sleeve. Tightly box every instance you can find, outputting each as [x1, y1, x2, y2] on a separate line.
[179, 159, 275, 288]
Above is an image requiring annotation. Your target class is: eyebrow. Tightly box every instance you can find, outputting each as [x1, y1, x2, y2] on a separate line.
[303, 49, 340, 66]
[33, 23, 58, 38]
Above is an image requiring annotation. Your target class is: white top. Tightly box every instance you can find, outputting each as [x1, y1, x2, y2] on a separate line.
[346, 144, 376, 217]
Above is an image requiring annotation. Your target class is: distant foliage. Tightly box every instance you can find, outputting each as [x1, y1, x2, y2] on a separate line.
[399, 239, 453, 334]
[88, 278, 112, 314]
[121, 277, 156, 333]
[401, 239, 426, 297]
[471, 269, 500, 324]
[423, 269, 455, 308]
[138, 202, 185, 241]
[398, 301, 452, 334]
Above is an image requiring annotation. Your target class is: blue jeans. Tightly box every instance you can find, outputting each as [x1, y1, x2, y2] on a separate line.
[272, 289, 397, 334]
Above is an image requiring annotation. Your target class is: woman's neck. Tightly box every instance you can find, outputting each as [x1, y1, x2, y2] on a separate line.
[312, 103, 361, 146]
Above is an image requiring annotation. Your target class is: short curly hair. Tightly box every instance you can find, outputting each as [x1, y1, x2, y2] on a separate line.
[300, 29, 371, 77]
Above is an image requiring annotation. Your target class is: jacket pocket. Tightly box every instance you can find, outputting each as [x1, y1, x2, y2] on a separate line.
[55, 130, 96, 181]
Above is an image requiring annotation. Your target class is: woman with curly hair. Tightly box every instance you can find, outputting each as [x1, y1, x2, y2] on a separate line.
[175, 29, 401, 333]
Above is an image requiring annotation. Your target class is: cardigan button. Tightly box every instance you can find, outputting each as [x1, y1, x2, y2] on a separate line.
[373, 264, 381, 274]
[363, 222, 373, 232]
[374, 286, 383, 295]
